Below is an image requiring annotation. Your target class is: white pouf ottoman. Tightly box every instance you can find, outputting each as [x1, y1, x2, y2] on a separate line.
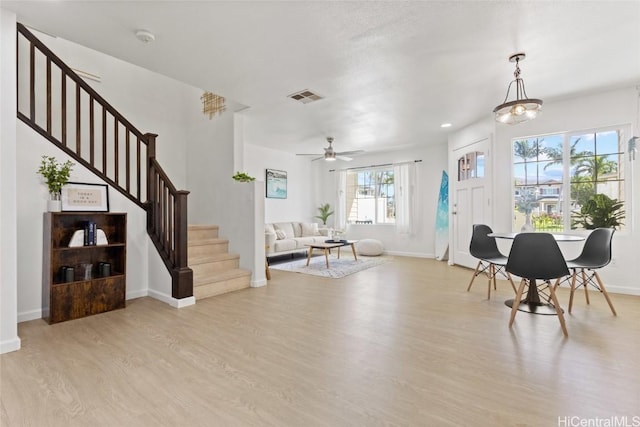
[357, 239, 384, 256]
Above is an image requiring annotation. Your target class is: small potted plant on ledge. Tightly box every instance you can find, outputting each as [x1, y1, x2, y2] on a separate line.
[37, 155, 74, 212]
[315, 203, 334, 226]
[232, 171, 255, 182]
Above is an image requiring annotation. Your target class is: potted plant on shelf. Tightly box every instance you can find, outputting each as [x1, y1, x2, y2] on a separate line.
[315, 203, 334, 226]
[37, 155, 74, 212]
[571, 193, 625, 229]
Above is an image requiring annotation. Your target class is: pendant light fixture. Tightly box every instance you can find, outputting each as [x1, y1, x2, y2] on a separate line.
[494, 53, 543, 125]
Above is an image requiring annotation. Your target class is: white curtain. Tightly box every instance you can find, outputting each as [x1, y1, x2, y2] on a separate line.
[395, 162, 417, 236]
[335, 170, 347, 230]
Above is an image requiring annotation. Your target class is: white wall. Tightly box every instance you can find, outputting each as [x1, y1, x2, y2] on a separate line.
[186, 104, 236, 224]
[313, 144, 449, 257]
[0, 9, 21, 354]
[244, 143, 314, 223]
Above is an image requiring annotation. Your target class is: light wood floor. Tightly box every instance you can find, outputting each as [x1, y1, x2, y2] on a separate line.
[2, 257, 640, 426]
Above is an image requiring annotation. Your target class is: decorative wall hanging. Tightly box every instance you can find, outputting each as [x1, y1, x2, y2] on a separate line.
[266, 169, 287, 199]
[201, 91, 226, 119]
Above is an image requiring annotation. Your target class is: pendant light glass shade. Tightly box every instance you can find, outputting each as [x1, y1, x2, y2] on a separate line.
[494, 53, 543, 125]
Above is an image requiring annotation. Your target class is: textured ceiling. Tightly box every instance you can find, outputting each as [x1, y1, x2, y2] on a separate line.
[3, 1, 639, 157]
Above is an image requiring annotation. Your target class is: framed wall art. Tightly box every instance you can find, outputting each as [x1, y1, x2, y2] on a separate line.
[61, 182, 110, 212]
[266, 169, 287, 199]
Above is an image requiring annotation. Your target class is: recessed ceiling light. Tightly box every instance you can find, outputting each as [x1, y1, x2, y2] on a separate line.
[440, 123, 452, 128]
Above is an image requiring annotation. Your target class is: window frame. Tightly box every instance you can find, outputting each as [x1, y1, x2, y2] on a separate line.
[511, 124, 631, 232]
[345, 166, 396, 225]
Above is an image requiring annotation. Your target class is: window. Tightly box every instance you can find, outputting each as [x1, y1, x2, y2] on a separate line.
[512, 128, 627, 231]
[345, 168, 395, 224]
[569, 130, 624, 210]
[457, 151, 485, 181]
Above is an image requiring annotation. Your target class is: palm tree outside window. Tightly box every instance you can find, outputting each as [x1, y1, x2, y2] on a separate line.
[512, 127, 627, 231]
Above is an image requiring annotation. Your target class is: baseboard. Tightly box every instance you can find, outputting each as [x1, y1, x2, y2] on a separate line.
[126, 289, 148, 300]
[606, 285, 640, 296]
[251, 279, 267, 288]
[383, 251, 434, 258]
[147, 289, 195, 308]
[18, 308, 42, 323]
[0, 337, 21, 354]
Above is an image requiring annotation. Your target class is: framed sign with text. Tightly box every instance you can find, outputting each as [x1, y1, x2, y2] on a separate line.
[61, 182, 110, 212]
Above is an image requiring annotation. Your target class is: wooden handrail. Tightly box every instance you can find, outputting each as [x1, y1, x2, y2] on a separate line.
[17, 23, 192, 300]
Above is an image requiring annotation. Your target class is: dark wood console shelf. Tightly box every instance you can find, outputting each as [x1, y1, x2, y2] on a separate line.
[43, 212, 127, 324]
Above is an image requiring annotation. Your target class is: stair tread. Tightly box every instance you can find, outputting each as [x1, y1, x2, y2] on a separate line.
[194, 268, 252, 286]
[189, 252, 239, 266]
[188, 224, 219, 231]
[188, 238, 229, 247]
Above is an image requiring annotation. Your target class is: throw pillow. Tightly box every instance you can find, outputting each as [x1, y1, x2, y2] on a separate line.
[274, 222, 295, 239]
[301, 222, 320, 237]
[275, 229, 286, 240]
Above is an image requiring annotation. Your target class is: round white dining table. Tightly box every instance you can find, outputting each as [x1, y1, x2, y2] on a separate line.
[488, 232, 586, 315]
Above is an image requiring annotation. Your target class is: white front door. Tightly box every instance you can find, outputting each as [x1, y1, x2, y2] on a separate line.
[451, 138, 492, 268]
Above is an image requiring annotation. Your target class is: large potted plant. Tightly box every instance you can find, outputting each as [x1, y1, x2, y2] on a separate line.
[37, 155, 74, 212]
[571, 193, 625, 229]
[315, 203, 334, 225]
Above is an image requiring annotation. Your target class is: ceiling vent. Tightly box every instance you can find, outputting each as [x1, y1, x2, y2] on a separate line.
[287, 89, 324, 104]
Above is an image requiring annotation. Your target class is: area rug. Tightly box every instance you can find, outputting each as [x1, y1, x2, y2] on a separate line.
[269, 255, 391, 278]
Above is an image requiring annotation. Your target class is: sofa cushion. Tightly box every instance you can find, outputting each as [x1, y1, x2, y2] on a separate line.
[275, 229, 286, 240]
[301, 222, 320, 236]
[292, 222, 302, 237]
[273, 239, 297, 252]
[295, 236, 316, 248]
[274, 222, 295, 239]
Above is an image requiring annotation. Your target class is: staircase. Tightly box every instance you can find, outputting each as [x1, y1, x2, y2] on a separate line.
[15, 24, 252, 301]
[188, 225, 251, 299]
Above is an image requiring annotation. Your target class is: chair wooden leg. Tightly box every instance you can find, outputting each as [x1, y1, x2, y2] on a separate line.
[492, 264, 498, 290]
[594, 271, 617, 316]
[467, 261, 483, 291]
[568, 270, 578, 314]
[507, 272, 517, 293]
[487, 264, 494, 299]
[581, 269, 590, 305]
[548, 279, 568, 337]
[509, 279, 527, 328]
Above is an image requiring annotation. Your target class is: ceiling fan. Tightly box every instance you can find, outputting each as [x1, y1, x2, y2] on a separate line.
[296, 137, 364, 162]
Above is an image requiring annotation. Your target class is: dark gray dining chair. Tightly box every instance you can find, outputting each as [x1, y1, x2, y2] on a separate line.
[559, 228, 617, 315]
[466, 224, 516, 299]
[506, 233, 569, 337]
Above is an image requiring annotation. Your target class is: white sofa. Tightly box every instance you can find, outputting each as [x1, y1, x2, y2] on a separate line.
[265, 222, 329, 257]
